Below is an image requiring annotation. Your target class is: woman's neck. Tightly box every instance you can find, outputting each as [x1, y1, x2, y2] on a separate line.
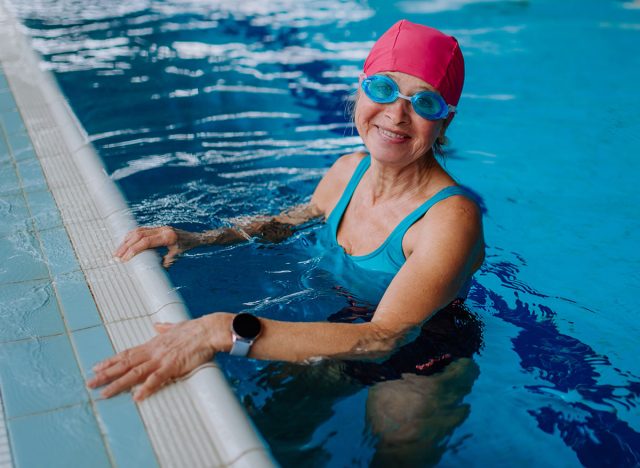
[363, 153, 441, 205]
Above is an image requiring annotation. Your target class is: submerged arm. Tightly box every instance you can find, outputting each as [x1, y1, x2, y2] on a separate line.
[114, 203, 324, 266]
[114, 151, 364, 265]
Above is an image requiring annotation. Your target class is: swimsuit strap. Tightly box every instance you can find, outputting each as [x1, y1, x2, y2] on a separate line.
[386, 185, 473, 267]
[326, 155, 371, 234]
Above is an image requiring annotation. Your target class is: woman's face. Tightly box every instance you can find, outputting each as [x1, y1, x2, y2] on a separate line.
[355, 71, 446, 166]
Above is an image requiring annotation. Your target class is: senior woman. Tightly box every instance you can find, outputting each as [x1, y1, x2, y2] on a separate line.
[88, 20, 485, 403]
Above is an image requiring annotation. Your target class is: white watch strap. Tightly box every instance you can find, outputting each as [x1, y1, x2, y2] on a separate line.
[229, 337, 252, 357]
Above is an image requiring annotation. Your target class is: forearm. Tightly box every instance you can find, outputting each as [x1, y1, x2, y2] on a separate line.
[192, 219, 294, 247]
[197, 205, 323, 246]
[205, 313, 407, 362]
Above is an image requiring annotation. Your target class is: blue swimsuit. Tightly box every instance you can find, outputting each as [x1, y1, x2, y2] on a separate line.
[324, 155, 474, 299]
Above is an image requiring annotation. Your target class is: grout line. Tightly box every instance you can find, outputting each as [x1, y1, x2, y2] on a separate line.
[0, 388, 14, 468]
[4, 401, 86, 423]
[0, 50, 119, 468]
[1, 3, 274, 466]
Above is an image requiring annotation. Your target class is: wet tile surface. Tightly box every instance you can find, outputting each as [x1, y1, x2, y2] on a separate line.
[5, 131, 32, 160]
[55, 270, 102, 330]
[0, 279, 64, 343]
[23, 189, 63, 231]
[96, 395, 159, 468]
[0, 89, 17, 111]
[0, 192, 29, 237]
[0, 160, 20, 195]
[0, 334, 87, 419]
[8, 403, 111, 468]
[0, 229, 49, 284]
[1, 55, 159, 468]
[16, 157, 48, 192]
[71, 325, 113, 400]
[0, 108, 24, 135]
[39, 226, 81, 276]
[0, 132, 10, 164]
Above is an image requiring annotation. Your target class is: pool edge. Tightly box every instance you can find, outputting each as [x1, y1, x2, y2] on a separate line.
[0, 2, 275, 467]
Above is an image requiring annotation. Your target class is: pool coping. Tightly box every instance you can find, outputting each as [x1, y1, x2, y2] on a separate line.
[0, 2, 274, 467]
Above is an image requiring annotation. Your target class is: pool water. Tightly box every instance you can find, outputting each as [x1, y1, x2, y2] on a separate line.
[10, 0, 640, 465]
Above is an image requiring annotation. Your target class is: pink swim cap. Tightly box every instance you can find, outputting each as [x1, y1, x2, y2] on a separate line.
[363, 20, 465, 107]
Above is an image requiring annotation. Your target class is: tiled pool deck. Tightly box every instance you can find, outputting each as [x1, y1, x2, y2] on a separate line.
[0, 2, 274, 467]
[0, 65, 158, 468]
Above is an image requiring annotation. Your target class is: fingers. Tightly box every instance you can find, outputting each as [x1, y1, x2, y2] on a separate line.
[114, 226, 178, 261]
[161, 245, 182, 268]
[113, 227, 152, 258]
[88, 349, 147, 389]
[101, 361, 157, 399]
[133, 367, 174, 401]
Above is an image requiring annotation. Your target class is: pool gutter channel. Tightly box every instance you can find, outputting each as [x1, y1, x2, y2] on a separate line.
[0, 2, 274, 467]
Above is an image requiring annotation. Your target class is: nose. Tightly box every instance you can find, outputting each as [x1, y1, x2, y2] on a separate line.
[384, 97, 411, 125]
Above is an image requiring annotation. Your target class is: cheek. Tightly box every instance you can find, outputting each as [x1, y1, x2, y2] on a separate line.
[416, 120, 444, 144]
[354, 98, 379, 134]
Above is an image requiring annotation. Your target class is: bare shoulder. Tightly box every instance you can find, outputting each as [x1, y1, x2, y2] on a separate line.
[311, 151, 368, 217]
[428, 192, 482, 227]
[407, 190, 484, 258]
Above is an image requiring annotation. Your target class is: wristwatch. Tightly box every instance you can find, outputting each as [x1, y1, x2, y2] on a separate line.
[229, 313, 262, 357]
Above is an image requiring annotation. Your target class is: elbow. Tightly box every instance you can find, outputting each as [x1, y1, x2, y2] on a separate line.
[347, 322, 407, 360]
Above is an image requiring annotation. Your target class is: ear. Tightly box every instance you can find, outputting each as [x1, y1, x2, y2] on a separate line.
[358, 72, 366, 85]
[443, 113, 455, 132]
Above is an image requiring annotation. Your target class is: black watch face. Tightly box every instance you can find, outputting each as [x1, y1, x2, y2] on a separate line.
[233, 313, 261, 340]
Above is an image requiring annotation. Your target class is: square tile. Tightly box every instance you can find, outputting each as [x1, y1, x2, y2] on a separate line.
[0, 334, 87, 418]
[0, 90, 17, 111]
[6, 131, 32, 160]
[55, 271, 101, 330]
[23, 189, 63, 231]
[71, 325, 114, 400]
[0, 109, 24, 135]
[38, 226, 81, 276]
[0, 279, 65, 343]
[0, 192, 30, 237]
[8, 403, 111, 468]
[12, 145, 36, 162]
[16, 157, 47, 192]
[0, 229, 49, 284]
[0, 133, 10, 164]
[0, 160, 20, 195]
[96, 394, 159, 468]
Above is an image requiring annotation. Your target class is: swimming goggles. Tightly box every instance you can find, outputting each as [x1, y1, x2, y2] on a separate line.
[361, 74, 455, 121]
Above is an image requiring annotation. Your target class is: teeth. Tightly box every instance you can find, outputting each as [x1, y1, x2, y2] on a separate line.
[378, 127, 407, 139]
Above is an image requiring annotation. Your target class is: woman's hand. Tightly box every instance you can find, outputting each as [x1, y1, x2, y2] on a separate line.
[87, 314, 230, 401]
[114, 226, 200, 267]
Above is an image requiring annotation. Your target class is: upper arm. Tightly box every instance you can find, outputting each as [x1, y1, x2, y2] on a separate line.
[371, 196, 484, 333]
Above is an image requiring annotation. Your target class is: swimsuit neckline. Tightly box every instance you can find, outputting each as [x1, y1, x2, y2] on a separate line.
[332, 155, 460, 260]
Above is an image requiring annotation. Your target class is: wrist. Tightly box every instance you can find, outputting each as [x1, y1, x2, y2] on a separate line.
[202, 312, 234, 353]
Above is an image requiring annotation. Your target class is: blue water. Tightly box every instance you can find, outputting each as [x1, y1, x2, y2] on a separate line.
[11, 0, 640, 465]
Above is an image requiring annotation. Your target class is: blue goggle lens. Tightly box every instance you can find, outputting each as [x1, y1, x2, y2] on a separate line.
[361, 75, 450, 120]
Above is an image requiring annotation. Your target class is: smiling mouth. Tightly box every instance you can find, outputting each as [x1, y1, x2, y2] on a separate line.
[376, 126, 410, 140]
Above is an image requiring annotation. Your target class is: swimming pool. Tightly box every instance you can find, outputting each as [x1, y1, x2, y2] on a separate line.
[10, 0, 640, 465]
